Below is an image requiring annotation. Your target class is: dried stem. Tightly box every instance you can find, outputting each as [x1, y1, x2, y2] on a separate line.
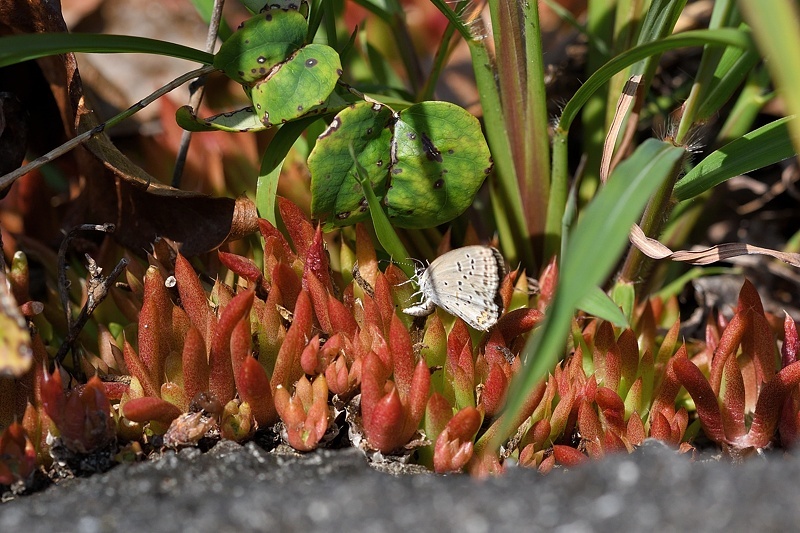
[55, 224, 128, 376]
[0, 65, 216, 193]
[171, 0, 226, 188]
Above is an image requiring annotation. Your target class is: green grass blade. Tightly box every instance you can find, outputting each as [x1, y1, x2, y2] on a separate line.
[0, 33, 212, 67]
[675, 116, 797, 201]
[693, 38, 759, 122]
[351, 146, 413, 277]
[577, 286, 629, 328]
[740, 1, 800, 155]
[675, 0, 741, 142]
[557, 28, 753, 133]
[256, 117, 320, 225]
[499, 139, 686, 449]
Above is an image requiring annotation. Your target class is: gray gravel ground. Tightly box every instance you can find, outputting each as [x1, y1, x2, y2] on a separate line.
[0, 439, 796, 532]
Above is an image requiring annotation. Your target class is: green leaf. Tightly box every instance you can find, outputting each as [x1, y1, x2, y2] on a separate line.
[578, 286, 629, 329]
[609, 280, 635, 325]
[0, 33, 212, 68]
[558, 28, 754, 132]
[239, 0, 310, 15]
[695, 30, 760, 121]
[741, 1, 800, 156]
[256, 116, 321, 224]
[309, 100, 491, 231]
[674, 116, 796, 201]
[212, 10, 308, 84]
[175, 105, 269, 132]
[499, 139, 687, 449]
[251, 44, 342, 126]
[351, 146, 413, 278]
[309, 102, 394, 228]
[385, 101, 492, 228]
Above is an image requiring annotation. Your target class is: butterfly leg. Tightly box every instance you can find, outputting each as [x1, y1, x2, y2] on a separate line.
[403, 297, 436, 317]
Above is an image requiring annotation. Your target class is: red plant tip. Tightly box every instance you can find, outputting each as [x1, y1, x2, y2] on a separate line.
[363, 385, 406, 453]
[236, 356, 277, 427]
[480, 364, 509, 418]
[0, 422, 37, 485]
[277, 196, 315, 261]
[42, 372, 115, 454]
[495, 308, 545, 342]
[218, 251, 266, 295]
[123, 397, 183, 425]
[40, 366, 66, 424]
[274, 375, 330, 452]
[325, 353, 359, 398]
[433, 407, 482, 473]
[362, 360, 430, 455]
[537, 257, 558, 310]
[257, 218, 294, 261]
[553, 444, 588, 467]
[300, 334, 322, 375]
[782, 312, 799, 368]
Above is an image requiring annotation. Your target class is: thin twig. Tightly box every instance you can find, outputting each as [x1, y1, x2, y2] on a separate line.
[55, 255, 128, 376]
[56, 224, 127, 376]
[172, 0, 226, 188]
[0, 65, 216, 193]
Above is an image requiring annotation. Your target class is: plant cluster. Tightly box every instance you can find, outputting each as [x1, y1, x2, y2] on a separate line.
[1, 0, 800, 500]
[2, 196, 800, 491]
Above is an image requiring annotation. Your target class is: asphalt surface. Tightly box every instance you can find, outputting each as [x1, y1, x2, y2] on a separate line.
[0, 439, 795, 532]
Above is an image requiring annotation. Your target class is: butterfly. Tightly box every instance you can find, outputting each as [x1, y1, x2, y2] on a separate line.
[403, 245, 506, 331]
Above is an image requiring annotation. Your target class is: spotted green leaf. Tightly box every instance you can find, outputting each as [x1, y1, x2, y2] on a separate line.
[175, 105, 270, 132]
[251, 44, 342, 127]
[240, 0, 309, 15]
[213, 9, 307, 84]
[309, 102, 394, 228]
[385, 101, 492, 228]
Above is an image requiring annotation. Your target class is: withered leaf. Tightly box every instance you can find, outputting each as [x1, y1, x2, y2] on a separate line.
[1, 0, 258, 256]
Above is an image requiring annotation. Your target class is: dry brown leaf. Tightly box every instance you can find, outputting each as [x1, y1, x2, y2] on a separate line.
[0, 0, 258, 256]
[629, 224, 800, 268]
[600, 74, 643, 183]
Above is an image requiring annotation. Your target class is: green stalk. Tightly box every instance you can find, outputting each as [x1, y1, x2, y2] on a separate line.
[617, 152, 687, 287]
[715, 66, 772, 147]
[521, 0, 551, 262]
[675, 0, 738, 143]
[579, 0, 617, 201]
[544, 131, 569, 260]
[739, 0, 800, 155]
[427, 0, 532, 268]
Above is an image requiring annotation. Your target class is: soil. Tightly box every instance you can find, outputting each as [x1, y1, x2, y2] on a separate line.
[1, 439, 796, 532]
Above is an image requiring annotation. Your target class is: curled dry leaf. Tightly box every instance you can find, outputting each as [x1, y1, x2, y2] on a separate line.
[629, 224, 800, 268]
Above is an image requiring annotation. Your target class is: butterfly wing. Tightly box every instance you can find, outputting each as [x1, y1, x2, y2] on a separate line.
[424, 246, 505, 331]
